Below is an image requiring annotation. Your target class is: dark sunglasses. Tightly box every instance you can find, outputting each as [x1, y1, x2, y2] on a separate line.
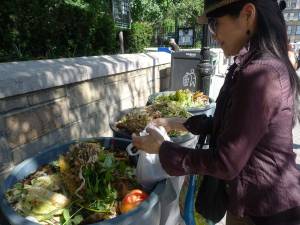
[208, 17, 217, 35]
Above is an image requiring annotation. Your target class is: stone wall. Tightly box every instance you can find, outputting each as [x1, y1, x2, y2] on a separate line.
[0, 52, 171, 179]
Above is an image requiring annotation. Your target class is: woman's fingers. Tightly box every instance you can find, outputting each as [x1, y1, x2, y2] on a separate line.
[152, 118, 170, 131]
[132, 133, 143, 149]
[151, 118, 163, 126]
[131, 129, 163, 154]
[132, 133, 153, 148]
[145, 127, 158, 136]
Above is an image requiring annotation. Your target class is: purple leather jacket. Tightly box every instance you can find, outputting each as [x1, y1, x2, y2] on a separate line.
[159, 49, 300, 219]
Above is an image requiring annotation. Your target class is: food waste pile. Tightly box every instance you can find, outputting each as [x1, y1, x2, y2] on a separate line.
[116, 89, 209, 137]
[5, 142, 148, 225]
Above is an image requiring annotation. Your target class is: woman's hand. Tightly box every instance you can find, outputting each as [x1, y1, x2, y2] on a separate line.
[151, 117, 187, 132]
[132, 127, 165, 154]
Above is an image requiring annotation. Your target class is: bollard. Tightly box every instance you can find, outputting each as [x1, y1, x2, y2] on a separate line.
[197, 47, 213, 96]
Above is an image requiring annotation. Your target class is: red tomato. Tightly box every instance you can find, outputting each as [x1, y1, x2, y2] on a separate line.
[120, 189, 149, 213]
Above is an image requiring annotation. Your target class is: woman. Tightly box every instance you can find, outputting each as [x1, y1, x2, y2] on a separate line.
[133, 0, 300, 225]
[169, 38, 180, 52]
[297, 49, 300, 69]
[288, 43, 298, 70]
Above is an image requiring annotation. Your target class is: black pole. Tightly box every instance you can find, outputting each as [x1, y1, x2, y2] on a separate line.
[202, 24, 209, 47]
[175, 13, 179, 44]
[197, 24, 213, 96]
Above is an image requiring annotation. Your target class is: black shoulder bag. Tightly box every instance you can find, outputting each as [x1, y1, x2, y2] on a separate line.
[194, 63, 238, 223]
[195, 175, 228, 223]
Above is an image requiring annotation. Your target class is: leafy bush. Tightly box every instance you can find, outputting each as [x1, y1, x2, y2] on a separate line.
[0, 0, 117, 62]
[127, 22, 153, 53]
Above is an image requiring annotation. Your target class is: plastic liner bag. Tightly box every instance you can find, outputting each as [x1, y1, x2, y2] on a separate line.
[126, 125, 186, 225]
[159, 176, 186, 225]
[137, 150, 170, 190]
[126, 125, 172, 191]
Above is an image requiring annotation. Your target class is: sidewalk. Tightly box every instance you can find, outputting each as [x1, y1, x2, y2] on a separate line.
[216, 121, 300, 225]
[293, 121, 300, 166]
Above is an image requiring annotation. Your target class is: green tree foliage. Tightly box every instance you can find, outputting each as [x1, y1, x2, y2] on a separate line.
[126, 22, 153, 53]
[130, 0, 203, 26]
[130, 0, 172, 24]
[0, 0, 117, 62]
[173, 0, 204, 26]
[129, 0, 203, 48]
[0, 0, 205, 61]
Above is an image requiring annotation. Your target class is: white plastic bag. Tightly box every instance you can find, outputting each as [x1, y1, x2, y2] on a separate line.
[126, 125, 186, 225]
[126, 125, 172, 191]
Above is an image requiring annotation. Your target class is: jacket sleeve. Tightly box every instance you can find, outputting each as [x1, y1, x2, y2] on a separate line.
[159, 65, 282, 180]
[183, 114, 213, 135]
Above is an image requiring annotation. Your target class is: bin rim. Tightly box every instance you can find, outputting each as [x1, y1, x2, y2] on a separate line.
[109, 107, 195, 142]
[0, 137, 162, 225]
[147, 90, 215, 112]
[110, 120, 194, 144]
[187, 101, 216, 113]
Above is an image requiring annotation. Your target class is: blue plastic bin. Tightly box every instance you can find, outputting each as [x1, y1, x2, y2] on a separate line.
[158, 47, 172, 54]
[0, 137, 164, 225]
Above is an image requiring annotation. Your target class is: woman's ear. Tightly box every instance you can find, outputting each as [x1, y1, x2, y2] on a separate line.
[240, 3, 256, 35]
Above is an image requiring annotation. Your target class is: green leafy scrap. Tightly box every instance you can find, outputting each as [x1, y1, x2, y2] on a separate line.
[5, 142, 137, 224]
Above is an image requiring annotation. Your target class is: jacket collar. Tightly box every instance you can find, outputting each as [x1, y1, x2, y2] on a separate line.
[234, 43, 252, 67]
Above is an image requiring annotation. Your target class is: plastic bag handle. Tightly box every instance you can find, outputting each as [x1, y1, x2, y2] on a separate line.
[126, 143, 140, 156]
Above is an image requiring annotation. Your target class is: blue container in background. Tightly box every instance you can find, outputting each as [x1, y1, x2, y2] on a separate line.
[157, 47, 172, 54]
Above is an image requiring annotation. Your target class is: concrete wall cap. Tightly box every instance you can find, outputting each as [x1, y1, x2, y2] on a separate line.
[0, 52, 171, 99]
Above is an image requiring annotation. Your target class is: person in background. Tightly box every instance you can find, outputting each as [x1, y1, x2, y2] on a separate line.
[297, 48, 300, 70]
[169, 38, 180, 52]
[133, 0, 300, 225]
[288, 43, 298, 70]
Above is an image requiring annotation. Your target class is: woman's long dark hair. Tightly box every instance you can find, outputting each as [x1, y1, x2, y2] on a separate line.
[208, 0, 300, 125]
